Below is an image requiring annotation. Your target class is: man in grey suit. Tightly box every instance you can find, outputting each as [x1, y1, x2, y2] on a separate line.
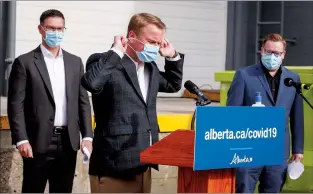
[7, 9, 93, 193]
[227, 33, 304, 193]
[81, 13, 184, 193]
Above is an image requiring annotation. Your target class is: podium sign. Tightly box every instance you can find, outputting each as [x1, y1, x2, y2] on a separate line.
[194, 106, 285, 171]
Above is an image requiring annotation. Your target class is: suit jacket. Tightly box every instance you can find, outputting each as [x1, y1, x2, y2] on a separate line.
[7, 46, 93, 153]
[226, 62, 304, 159]
[81, 50, 184, 177]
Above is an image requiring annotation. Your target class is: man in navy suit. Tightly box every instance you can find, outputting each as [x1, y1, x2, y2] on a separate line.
[226, 33, 304, 193]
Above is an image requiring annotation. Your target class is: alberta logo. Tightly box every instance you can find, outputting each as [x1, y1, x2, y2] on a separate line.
[229, 153, 253, 165]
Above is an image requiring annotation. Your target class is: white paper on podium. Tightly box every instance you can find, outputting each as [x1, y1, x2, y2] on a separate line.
[287, 161, 304, 180]
[83, 147, 90, 164]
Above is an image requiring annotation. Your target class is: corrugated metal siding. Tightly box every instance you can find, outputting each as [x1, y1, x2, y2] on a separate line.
[15, 1, 227, 97]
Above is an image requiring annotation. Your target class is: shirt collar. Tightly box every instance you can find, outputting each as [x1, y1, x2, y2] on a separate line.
[40, 44, 63, 58]
[125, 53, 144, 70]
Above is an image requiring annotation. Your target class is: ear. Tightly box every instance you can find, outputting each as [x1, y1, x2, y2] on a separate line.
[281, 51, 286, 60]
[38, 25, 44, 36]
[260, 47, 265, 57]
[127, 31, 136, 43]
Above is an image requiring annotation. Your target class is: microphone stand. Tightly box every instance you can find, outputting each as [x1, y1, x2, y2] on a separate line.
[296, 87, 313, 110]
[191, 97, 211, 130]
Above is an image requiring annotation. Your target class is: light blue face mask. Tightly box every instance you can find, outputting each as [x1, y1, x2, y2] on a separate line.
[44, 31, 64, 48]
[261, 53, 282, 70]
[128, 38, 160, 62]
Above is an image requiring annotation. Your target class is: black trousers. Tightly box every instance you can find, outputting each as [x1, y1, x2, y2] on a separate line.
[21, 130, 77, 193]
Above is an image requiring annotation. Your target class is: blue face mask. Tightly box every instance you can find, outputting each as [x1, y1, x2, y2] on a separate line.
[261, 53, 281, 70]
[44, 31, 64, 48]
[128, 38, 160, 62]
[136, 44, 159, 62]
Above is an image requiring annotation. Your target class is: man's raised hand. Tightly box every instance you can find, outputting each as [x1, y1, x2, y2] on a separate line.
[159, 38, 177, 58]
[113, 35, 128, 53]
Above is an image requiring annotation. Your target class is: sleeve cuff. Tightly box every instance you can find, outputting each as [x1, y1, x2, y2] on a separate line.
[16, 140, 29, 147]
[292, 149, 304, 154]
[166, 52, 181, 61]
[82, 137, 93, 142]
[110, 47, 124, 58]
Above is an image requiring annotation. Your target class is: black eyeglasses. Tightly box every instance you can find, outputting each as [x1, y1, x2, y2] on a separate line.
[262, 48, 285, 57]
[42, 25, 66, 32]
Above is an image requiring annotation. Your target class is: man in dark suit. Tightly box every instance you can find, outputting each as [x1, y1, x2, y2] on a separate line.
[7, 9, 93, 193]
[227, 33, 304, 193]
[81, 13, 184, 193]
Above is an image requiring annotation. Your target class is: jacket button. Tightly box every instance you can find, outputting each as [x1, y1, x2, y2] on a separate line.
[50, 117, 54, 121]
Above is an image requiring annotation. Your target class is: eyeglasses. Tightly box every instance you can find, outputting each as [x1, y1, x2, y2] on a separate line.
[41, 25, 66, 32]
[262, 48, 285, 57]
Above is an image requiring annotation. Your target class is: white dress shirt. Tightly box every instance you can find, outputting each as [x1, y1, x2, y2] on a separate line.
[136, 62, 149, 103]
[110, 47, 181, 145]
[41, 44, 67, 127]
[16, 45, 92, 147]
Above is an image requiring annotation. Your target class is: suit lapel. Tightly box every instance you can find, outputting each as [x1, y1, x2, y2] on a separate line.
[145, 62, 157, 106]
[255, 63, 275, 104]
[276, 67, 288, 105]
[120, 56, 146, 105]
[33, 46, 55, 103]
[63, 50, 73, 103]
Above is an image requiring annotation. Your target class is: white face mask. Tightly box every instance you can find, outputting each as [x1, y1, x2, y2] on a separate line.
[287, 161, 304, 180]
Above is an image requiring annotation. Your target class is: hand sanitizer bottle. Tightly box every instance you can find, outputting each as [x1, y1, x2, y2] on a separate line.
[252, 92, 265, 107]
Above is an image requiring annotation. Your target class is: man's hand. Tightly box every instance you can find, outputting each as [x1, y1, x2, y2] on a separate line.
[81, 140, 93, 154]
[17, 143, 33, 158]
[289, 153, 303, 163]
[113, 35, 128, 54]
[159, 38, 176, 58]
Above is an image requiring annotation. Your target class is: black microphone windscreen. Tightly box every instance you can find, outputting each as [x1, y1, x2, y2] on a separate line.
[284, 78, 293, 87]
[184, 80, 198, 91]
[303, 84, 310, 90]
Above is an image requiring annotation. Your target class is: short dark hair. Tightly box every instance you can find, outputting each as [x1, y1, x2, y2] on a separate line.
[40, 9, 65, 25]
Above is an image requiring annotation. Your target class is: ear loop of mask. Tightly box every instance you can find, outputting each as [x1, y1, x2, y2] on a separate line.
[126, 41, 136, 52]
[126, 37, 160, 62]
[127, 37, 148, 55]
[40, 26, 49, 41]
[41, 26, 54, 40]
[41, 26, 50, 34]
[128, 37, 145, 45]
[125, 39, 141, 63]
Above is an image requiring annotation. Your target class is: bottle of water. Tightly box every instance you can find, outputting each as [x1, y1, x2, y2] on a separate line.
[252, 92, 265, 107]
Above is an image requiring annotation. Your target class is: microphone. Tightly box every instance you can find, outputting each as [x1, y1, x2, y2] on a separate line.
[284, 78, 310, 90]
[184, 80, 211, 103]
